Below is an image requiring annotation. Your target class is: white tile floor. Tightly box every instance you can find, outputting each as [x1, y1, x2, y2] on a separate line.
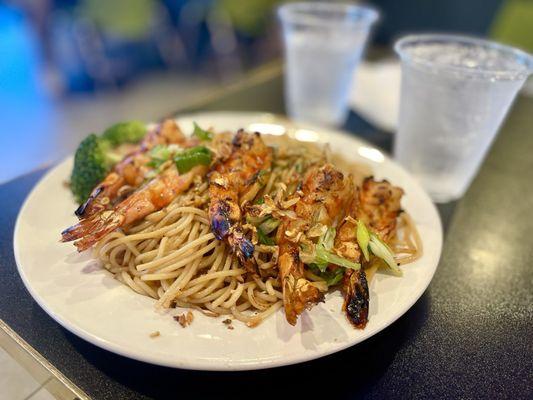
[0, 70, 218, 397]
[24, 387, 54, 400]
[0, 67, 218, 398]
[0, 323, 84, 399]
[0, 7, 223, 397]
[0, 7, 245, 398]
[0, 347, 53, 400]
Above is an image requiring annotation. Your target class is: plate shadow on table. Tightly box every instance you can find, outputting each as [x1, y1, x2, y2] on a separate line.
[62, 293, 430, 399]
[436, 201, 458, 234]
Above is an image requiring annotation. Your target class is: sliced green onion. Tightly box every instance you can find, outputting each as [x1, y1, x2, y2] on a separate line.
[149, 144, 169, 159]
[259, 217, 280, 234]
[315, 247, 361, 271]
[147, 144, 172, 168]
[173, 146, 212, 174]
[356, 220, 370, 262]
[106, 151, 123, 164]
[257, 227, 275, 245]
[369, 232, 402, 276]
[246, 215, 267, 226]
[309, 264, 345, 287]
[298, 243, 316, 265]
[144, 169, 159, 180]
[192, 122, 213, 141]
[312, 227, 361, 271]
[318, 227, 336, 251]
[326, 268, 345, 286]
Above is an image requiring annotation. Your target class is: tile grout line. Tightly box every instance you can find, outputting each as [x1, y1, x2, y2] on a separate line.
[23, 377, 52, 400]
[0, 320, 90, 400]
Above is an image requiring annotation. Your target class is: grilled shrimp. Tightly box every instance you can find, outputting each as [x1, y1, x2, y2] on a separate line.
[62, 164, 208, 251]
[335, 177, 403, 328]
[358, 177, 403, 242]
[75, 119, 194, 218]
[334, 192, 368, 328]
[278, 163, 351, 325]
[208, 130, 273, 273]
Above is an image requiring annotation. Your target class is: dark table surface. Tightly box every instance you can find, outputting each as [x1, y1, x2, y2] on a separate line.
[1, 66, 532, 399]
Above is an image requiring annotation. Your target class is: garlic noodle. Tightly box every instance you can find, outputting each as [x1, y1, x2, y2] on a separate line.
[93, 136, 422, 327]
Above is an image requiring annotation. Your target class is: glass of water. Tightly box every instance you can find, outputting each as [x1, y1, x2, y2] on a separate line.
[278, 2, 378, 127]
[394, 34, 533, 202]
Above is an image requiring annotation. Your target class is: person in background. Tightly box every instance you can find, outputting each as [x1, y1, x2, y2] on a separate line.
[491, 0, 533, 52]
[11, 0, 532, 96]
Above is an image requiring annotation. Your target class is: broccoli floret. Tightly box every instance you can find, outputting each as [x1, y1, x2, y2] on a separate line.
[69, 121, 147, 204]
[101, 121, 146, 147]
[69, 134, 115, 204]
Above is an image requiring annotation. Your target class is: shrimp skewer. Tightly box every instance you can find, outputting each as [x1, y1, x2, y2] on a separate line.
[278, 163, 351, 325]
[357, 177, 403, 243]
[335, 177, 403, 328]
[208, 131, 272, 273]
[334, 191, 368, 329]
[62, 164, 208, 251]
[76, 119, 196, 218]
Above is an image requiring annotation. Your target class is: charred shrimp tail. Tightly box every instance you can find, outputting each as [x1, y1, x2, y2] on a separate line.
[342, 269, 369, 329]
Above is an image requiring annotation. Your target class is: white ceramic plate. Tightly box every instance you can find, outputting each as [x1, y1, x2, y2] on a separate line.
[14, 112, 442, 371]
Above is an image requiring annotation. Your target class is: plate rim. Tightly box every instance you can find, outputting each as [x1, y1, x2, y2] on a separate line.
[13, 111, 443, 370]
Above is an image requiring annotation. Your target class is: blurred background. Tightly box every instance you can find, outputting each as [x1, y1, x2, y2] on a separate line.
[1, 0, 532, 183]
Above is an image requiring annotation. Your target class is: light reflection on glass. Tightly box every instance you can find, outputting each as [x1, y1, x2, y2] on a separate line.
[358, 146, 385, 163]
[247, 123, 286, 136]
[294, 129, 320, 142]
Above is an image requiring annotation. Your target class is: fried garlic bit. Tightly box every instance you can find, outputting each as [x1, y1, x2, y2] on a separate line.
[174, 311, 194, 328]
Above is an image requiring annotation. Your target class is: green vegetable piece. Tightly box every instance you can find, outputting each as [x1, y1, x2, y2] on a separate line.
[313, 227, 360, 272]
[318, 227, 336, 251]
[257, 227, 275, 245]
[149, 144, 171, 159]
[70, 134, 114, 204]
[173, 146, 212, 174]
[368, 232, 402, 276]
[326, 268, 345, 286]
[147, 145, 172, 168]
[314, 248, 361, 271]
[246, 215, 266, 225]
[313, 260, 328, 273]
[70, 121, 148, 204]
[192, 122, 213, 141]
[356, 220, 370, 262]
[101, 121, 146, 146]
[324, 228, 335, 249]
[309, 264, 345, 287]
[259, 217, 280, 234]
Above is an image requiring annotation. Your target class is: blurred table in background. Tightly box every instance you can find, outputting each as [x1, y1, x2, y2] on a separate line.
[3, 0, 532, 185]
[0, 63, 532, 399]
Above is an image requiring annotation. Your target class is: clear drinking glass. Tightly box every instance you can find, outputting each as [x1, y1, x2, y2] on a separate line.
[278, 2, 378, 127]
[394, 34, 533, 202]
